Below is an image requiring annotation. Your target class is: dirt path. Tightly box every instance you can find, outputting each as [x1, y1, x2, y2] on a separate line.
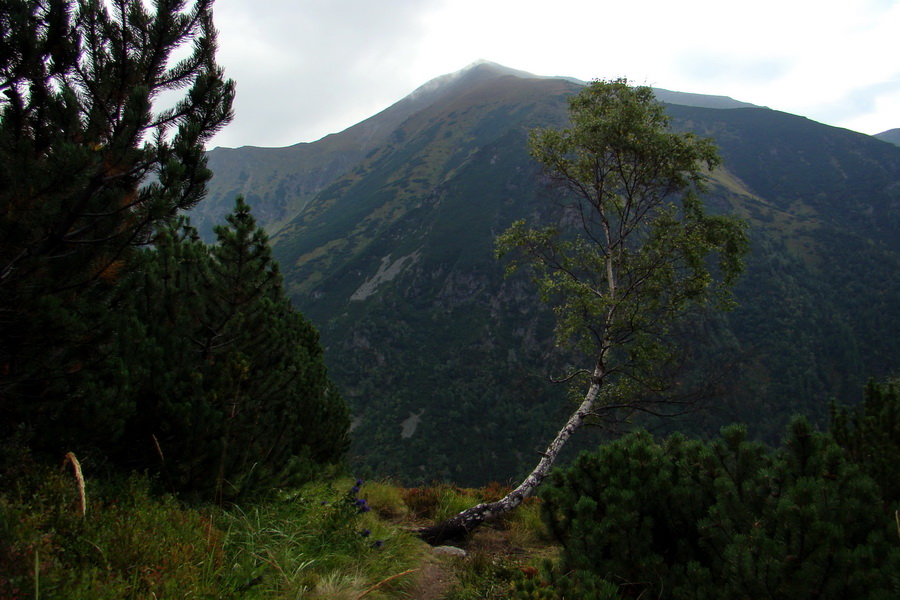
[401, 525, 555, 600]
[405, 556, 459, 600]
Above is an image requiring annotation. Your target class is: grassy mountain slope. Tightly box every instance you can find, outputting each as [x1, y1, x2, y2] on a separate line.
[198, 62, 539, 240]
[200, 64, 900, 486]
[267, 72, 579, 483]
[673, 105, 900, 388]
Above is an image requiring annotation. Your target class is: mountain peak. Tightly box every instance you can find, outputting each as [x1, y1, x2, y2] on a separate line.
[452, 60, 586, 85]
[457, 60, 539, 79]
[408, 60, 536, 99]
[417, 62, 757, 110]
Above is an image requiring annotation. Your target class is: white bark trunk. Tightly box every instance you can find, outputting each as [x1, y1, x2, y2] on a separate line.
[417, 372, 602, 545]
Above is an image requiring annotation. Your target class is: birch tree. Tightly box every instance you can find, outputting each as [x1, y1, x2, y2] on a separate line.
[418, 78, 748, 544]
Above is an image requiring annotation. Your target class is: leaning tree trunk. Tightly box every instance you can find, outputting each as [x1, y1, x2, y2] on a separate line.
[416, 374, 602, 546]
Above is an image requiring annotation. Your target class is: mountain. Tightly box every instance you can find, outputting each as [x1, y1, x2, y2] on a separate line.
[199, 61, 555, 239]
[876, 128, 900, 146]
[653, 88, 759, 109]
[199, 63, 900, 485]
[200, 64, 757, 239]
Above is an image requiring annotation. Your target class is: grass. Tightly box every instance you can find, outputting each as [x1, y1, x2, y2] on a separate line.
[0, 463, 556, 599]
[0, 469, 230, 598]
[219, 477, 423, 598]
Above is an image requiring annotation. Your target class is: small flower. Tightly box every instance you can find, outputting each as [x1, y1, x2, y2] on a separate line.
[320, 500, 328, 505]
[359, 528, 371, 537]
[356, 479, 364, 487]
[354, 497, 371, 513]
[350, 485, 360, 495]
[371, 539, 384, 549]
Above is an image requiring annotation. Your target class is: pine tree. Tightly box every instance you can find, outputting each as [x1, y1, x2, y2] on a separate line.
[117, 200, 350, 499]
[0, 0, 234, 448]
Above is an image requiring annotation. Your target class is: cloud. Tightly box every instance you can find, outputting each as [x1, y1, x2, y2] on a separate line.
[673, 52, 792, 86]
[210, 0, 445, 148]
[203, 0, 900, 148]
[815, 78, 900, 134]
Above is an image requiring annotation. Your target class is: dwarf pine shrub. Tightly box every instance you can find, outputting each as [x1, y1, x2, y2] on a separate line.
[518, 418, 900, 599]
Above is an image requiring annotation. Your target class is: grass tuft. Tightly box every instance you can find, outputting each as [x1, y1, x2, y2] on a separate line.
[62, 452, 86, 517]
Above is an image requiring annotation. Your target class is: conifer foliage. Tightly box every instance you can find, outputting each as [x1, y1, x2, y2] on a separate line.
[831, 379, 900, 504]
[118, 199, 350, 499]
[519, 419, 899, 600]
[0, 0, 234, 442]
[0, 1, 349, 499]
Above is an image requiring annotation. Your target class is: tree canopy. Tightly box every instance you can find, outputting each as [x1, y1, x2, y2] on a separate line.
[0, 0, 234, 431]
[830, 378, 900, 504]
[498, 78, 747, 421]
[113, 199, 350, 499]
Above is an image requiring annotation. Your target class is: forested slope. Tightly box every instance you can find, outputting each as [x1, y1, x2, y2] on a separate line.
[202, 64, 900, 485]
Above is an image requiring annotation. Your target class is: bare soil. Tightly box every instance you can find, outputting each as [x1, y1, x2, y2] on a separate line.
[406, 555, 460, 600]
[403, 522, 556, 600]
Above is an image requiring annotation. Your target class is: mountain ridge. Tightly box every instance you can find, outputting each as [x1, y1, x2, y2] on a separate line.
[199, 62, 767, 239]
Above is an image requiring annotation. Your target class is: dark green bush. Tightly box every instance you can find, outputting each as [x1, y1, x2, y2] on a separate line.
[110, 200, 350, 500]
[831, 378, 900, 503]
[521, 418, 899, 599]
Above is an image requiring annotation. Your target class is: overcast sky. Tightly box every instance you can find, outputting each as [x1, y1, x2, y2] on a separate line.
[206, 0, 900, 149]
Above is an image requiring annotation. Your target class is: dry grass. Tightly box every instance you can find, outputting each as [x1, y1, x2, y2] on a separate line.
[62, 452, 86, 517]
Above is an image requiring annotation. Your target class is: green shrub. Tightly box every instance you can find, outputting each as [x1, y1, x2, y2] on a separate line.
[831, 378, 900, 503]
[520, 419, 900, 599]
